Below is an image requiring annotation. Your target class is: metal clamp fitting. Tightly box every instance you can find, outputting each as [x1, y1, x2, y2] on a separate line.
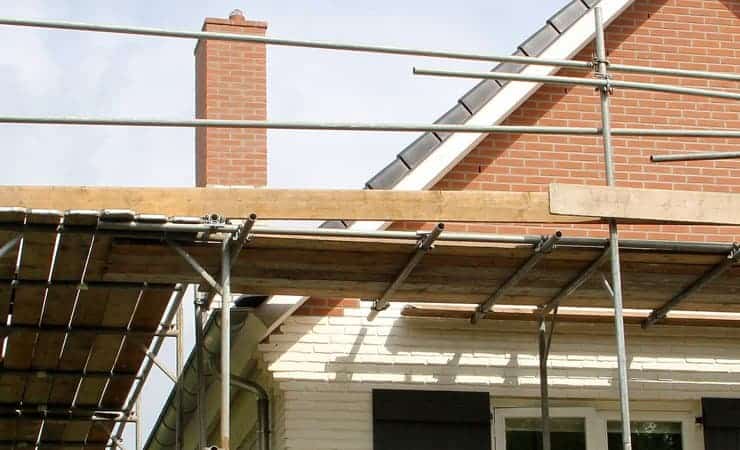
[372, 300, 391, 312]
[203, 213, 225, 224]
[592, 55, 610, 67]
[728, 243, 740, 260]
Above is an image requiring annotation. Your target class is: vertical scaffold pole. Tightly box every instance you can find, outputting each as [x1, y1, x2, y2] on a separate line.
[221, 237, 232, 450]
[594, 7, 633, 450]
[135, 398, 142, 450]
[194, 288, 207, 450]
[175, 301, 184, 450]
[538, 318, 551, 450]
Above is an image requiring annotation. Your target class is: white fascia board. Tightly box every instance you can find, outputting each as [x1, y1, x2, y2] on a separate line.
[255, 0, 635, 340]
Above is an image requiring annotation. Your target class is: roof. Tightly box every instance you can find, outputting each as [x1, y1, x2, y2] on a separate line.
[322, 0, 601, 229]
[0, 209, 181, 449]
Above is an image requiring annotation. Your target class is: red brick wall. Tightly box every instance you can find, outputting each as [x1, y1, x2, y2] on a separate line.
[295, 298, 362, 316]
[195, 11, 267, 187]
[298, 0, 740, 317]
[395, 0, 740, 242]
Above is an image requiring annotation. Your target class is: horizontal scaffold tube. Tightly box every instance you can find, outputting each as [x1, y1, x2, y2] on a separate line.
[1, 116, 739, 138]
[0, 221, 734, 254]
[651, 151, 740, 162]
[2, 17, 740, 82]
[414, 67, 740, 101]
[0, 116, 598, 133]
[609, 62, 740, 83]
[0, 17, 589, 69]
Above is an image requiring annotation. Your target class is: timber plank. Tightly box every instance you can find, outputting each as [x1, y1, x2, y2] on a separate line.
[0, 185, 595, 223]
[102, 238, 734, 278]
[40, 418, 69, 445]
[550, 183, 740, 225]
[61, 233, 118, 410]
[83, 235, 740, 312]
[4, 213, 59, 407]
[402, 305, 740, 328]
[15, 418, 42, 444]
[36, 216, 96, 444]
[63, 421, 94, 449]
[0, 211, 23, 409]
[74, 288, 140, 407]
[50, 288, 112, 406]
[0, 418, 15, 447]
[85, 423, 113, 448]
[0, 221, 21, 326]
[42, 216, 97, 402]
[26, 224, 94, 408]
[101, 287, 172, 408]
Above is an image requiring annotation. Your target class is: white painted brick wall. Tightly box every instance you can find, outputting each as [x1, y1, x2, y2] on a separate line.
[257, 304, 740, 450]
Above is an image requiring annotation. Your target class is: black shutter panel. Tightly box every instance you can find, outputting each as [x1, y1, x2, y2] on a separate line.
[703, 398, 740, 450]
[372, 389, 491, 450]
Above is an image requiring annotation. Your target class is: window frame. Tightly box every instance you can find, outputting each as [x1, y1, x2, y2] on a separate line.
[599, 410, 701, 450]
[493, 407, 702, 450]
[493, 407, 603, 450]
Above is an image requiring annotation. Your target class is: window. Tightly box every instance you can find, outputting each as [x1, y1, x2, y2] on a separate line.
[505, 417, 586, 450]
[607, 421, 683, 450]
[372, 389, 491, 450]
[493, 407, 696, 450]
[494, 407, 602, 450]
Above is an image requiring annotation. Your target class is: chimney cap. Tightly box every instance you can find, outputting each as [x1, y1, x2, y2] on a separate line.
[229, 9, 246, 21]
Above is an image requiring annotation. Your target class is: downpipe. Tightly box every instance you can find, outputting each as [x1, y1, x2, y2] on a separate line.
[210, 357, 271, 450]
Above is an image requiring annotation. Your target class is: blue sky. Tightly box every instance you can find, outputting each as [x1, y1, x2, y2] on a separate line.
[0, 0, 566, 445]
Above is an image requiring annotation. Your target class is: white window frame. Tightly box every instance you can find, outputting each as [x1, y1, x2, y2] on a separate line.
[493, 407, 702, 450]
[599, 410, 702, 450]
[493, 407, 603, 450]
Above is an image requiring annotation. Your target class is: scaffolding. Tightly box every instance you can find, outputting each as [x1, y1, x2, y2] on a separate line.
[0, 5, 739, 450]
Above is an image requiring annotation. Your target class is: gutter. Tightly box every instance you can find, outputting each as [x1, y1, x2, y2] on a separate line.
[145, 307, 268, 450]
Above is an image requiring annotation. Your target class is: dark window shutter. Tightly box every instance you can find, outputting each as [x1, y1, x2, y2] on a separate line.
[372, 389, 491, 450]
[703, 398, 740, 450]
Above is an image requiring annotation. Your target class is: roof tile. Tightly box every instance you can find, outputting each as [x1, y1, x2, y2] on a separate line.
[459, 79, 503, 114]
[365, 158, 411, 189]
[518, 23, 560, 56]
[493, 49, 529, 82]
[548, 0, 589, 33]
[433, 102, 473, 141]
[398, 132, 443, 169]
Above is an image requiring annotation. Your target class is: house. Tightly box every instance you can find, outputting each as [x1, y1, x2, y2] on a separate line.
[146, 1, 740, 449]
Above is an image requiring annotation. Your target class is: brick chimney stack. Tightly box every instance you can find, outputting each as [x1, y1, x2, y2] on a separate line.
[195, 9, 268, 187]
